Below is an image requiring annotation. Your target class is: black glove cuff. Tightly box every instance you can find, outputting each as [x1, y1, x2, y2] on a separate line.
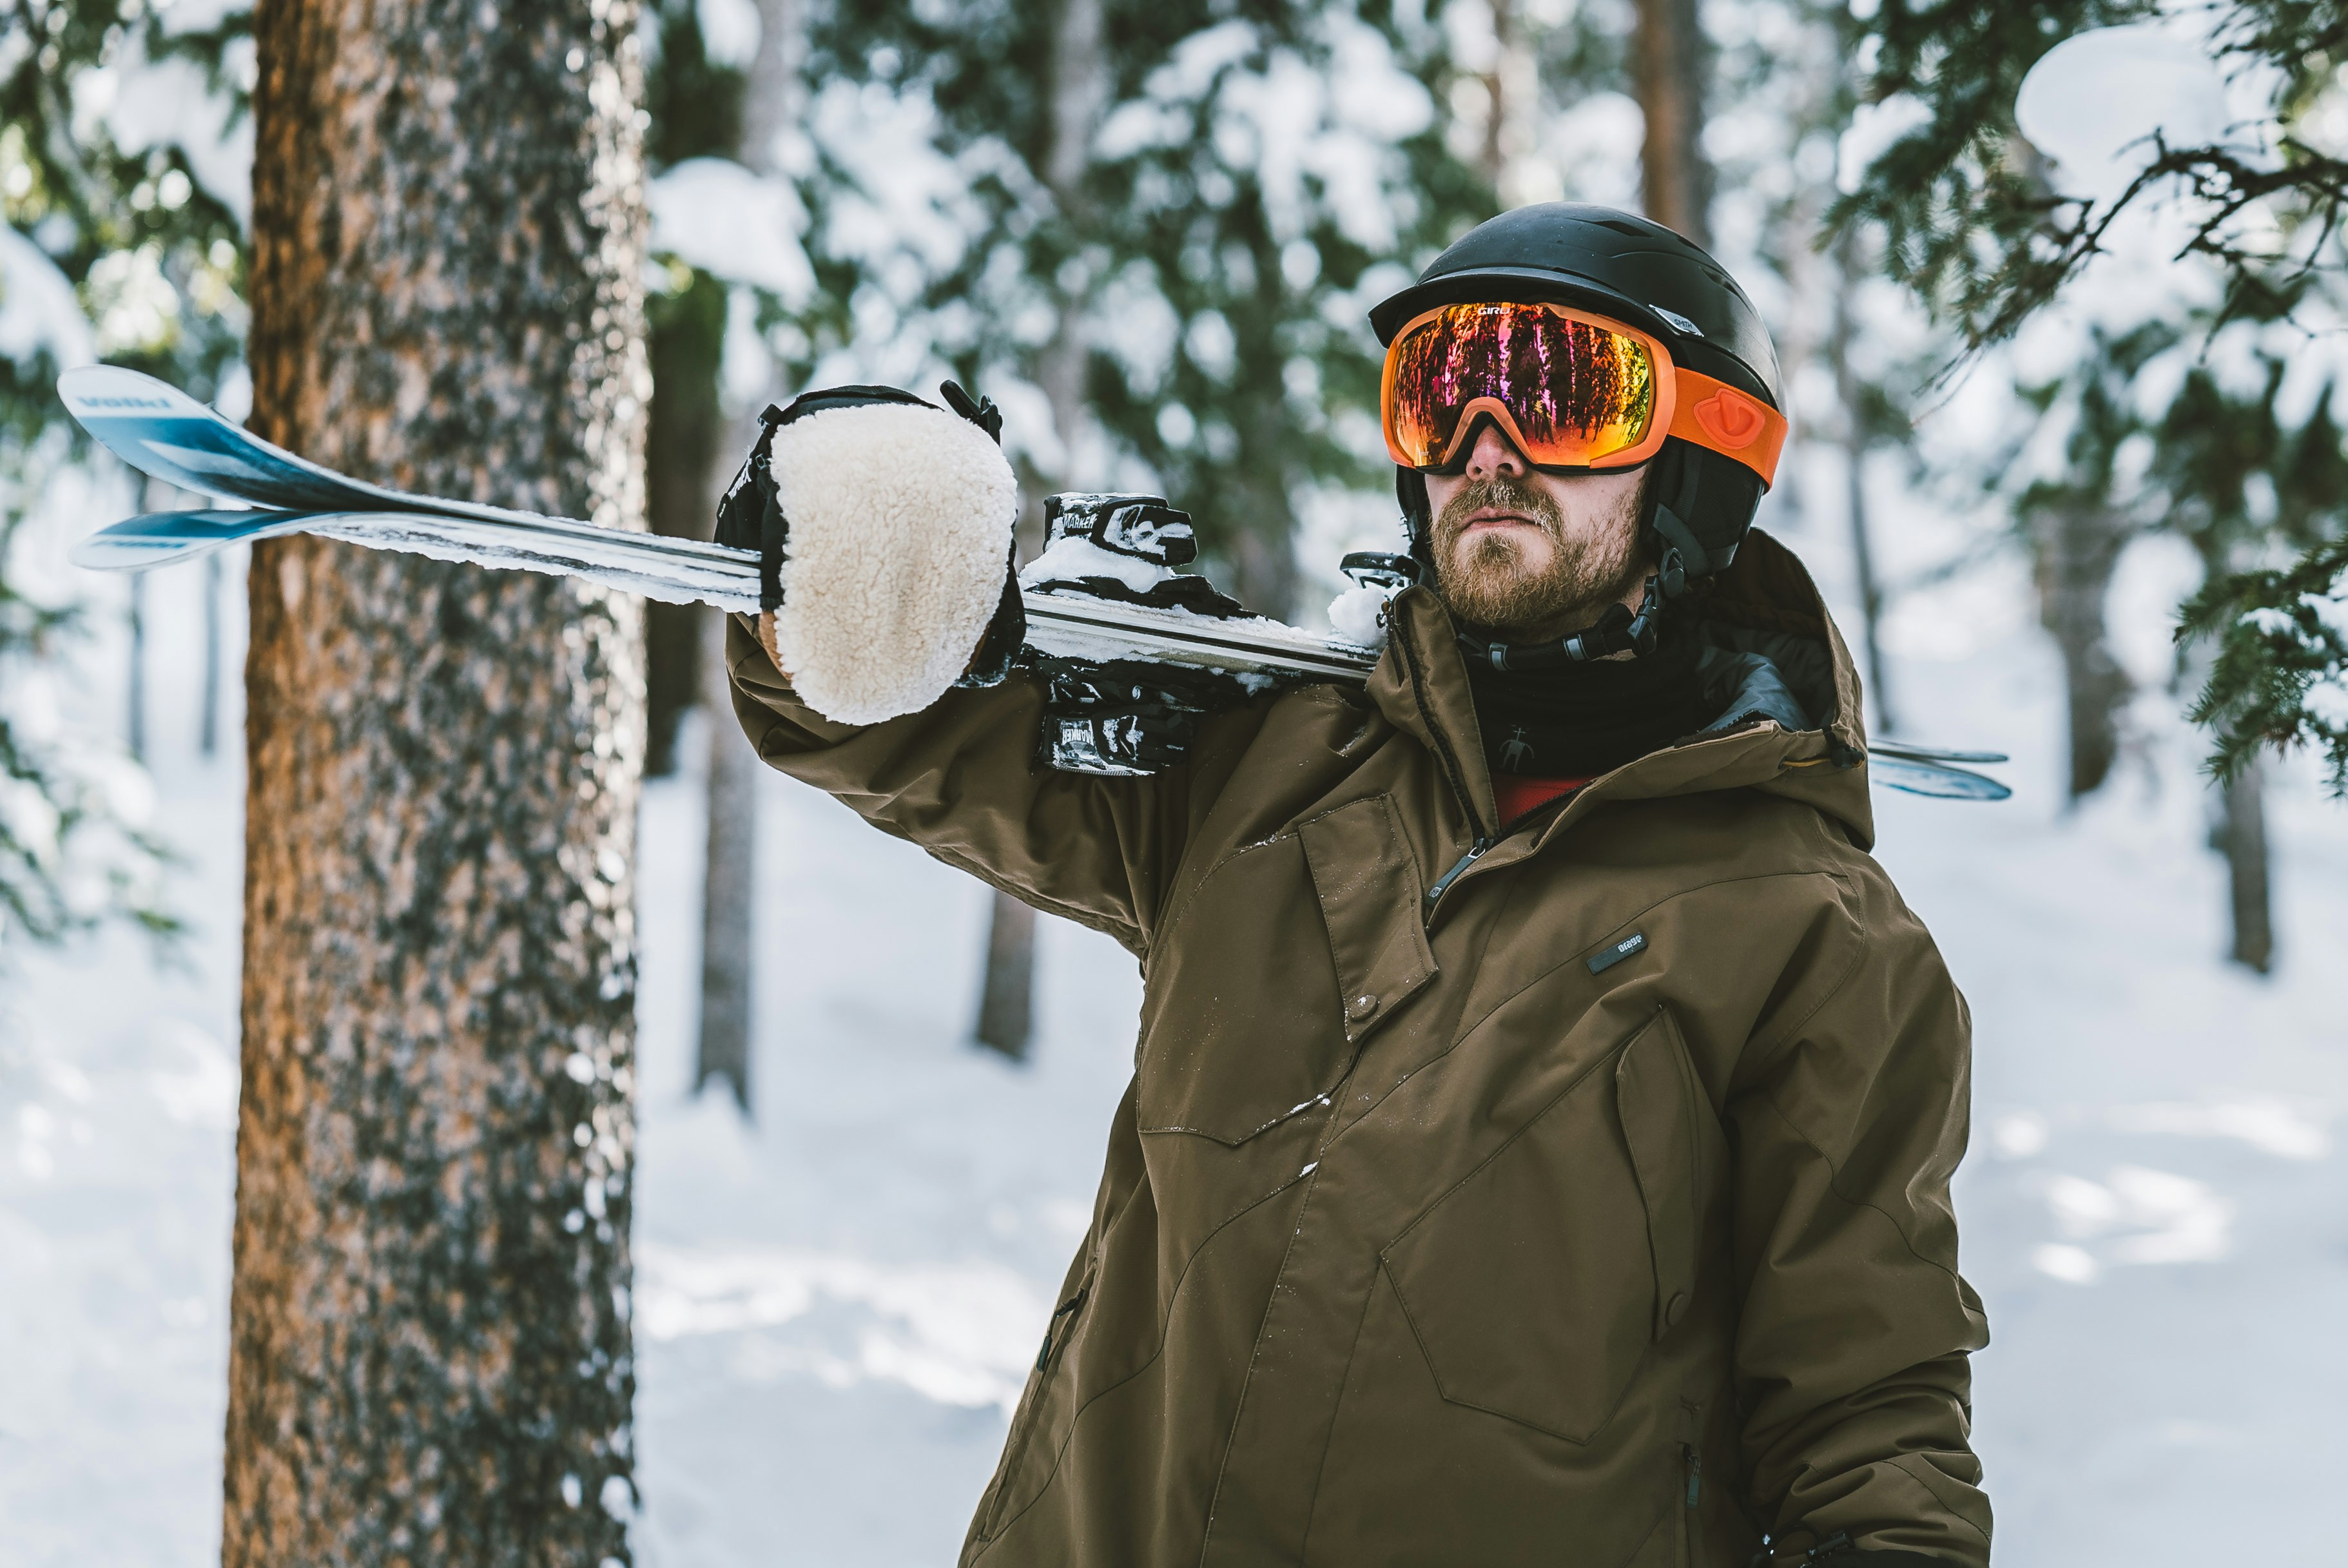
[940, 378, 1004, 441]
[955, 544, 1026, 689]
[938, 378, 1021, 688]
[712, 402, 791, 611]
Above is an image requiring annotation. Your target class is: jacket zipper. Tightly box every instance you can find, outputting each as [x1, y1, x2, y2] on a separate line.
[1033, 1286, 1090, 1371]
[1393, 610, 1493, 924]
[1424, 837, 1493, 909]
[981, 1281, 1092, 1542]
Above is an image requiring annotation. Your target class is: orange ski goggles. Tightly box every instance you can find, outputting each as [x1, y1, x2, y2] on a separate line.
[1380, 300, 1786, 485]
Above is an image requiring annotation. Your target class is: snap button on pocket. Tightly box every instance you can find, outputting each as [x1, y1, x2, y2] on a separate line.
[1664, 1292, 1689, 1329]
[1137, 795, 1436, 1146]
[1138, 835, 1350, 1144]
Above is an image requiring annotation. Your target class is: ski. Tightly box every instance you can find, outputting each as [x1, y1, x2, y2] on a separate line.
[72, 503, 1379, 686]
[1862, 754, 2008, 800]
[1865, 740, 2007, 766]
[59, 367, 1378, 686]
[71, 505, 773, 613]
[57, 366, 2006, 795]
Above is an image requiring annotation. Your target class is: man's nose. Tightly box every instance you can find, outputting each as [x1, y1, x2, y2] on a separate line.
[1462, 421, 1528, 482]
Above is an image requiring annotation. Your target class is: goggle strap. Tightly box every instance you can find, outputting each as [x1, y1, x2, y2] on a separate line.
[1665, 369, 1786, 487]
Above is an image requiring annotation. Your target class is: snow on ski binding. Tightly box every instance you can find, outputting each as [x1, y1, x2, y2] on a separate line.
[1015, 493, 1259, 774]
[56, 366, 2007, 795]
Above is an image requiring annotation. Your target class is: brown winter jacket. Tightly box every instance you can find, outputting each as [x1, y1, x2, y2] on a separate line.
[724, 527, 1993, 1567]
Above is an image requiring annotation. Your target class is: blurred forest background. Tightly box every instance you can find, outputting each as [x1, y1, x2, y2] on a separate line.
[4, 0, 2348, 1563]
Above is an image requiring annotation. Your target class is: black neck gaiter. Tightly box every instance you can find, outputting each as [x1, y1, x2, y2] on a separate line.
[1462, 616, 1716, 779]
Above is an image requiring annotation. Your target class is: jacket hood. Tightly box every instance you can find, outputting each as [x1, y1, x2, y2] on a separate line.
[1366, 526, 1876, 849]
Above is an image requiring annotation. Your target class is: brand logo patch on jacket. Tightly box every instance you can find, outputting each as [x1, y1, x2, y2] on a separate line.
[1586, 931, 1647, 975]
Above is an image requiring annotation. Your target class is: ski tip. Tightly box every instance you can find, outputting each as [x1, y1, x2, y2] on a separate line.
[1870, 739, 2010, 766]
[68, 510, 299, 571]
[57, 364, 206, 422]
[1869, 754, 2013, 802]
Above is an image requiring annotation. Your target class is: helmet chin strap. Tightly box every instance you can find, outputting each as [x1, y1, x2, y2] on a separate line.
[1452, 561, 1679, 671]
[1636, 440, 1706, 599]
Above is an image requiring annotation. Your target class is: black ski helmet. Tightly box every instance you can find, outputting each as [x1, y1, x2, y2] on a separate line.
[1371, 203, 1785, 591]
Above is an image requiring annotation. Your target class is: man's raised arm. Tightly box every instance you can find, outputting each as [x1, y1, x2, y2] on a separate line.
[723, 610, 1207, 956]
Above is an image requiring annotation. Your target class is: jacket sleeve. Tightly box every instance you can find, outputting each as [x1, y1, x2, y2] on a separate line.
[721, 612, 1199, 955]
[1726, 867, 1994, 1566]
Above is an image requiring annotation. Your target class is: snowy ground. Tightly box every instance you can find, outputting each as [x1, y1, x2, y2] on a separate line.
[3, 495, 2345, 1565]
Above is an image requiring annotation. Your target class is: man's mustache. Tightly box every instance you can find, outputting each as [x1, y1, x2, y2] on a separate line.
[1436, 478, 1564, 541]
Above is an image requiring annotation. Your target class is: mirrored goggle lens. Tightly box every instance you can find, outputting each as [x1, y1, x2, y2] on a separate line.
[1386, 303, 1658, 469]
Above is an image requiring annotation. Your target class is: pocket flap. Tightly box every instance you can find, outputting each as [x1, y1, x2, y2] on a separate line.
[1377, 1016, 1656, 1444]
[1299, 795, 1437, 1043]
[1136, 794, 1435, 1145]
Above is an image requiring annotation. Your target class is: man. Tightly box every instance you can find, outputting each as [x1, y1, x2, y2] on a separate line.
[722, 205, 1992, 1566]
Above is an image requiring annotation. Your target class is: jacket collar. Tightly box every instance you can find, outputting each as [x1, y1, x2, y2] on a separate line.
[1371, 586, 1498, 838]
[1364, 527, 1877, 849]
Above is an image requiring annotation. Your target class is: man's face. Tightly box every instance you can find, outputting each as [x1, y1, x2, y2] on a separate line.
[1422, 422, 1649, 641]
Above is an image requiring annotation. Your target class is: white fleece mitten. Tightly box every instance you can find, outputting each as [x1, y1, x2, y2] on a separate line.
[763, 398, 1019, 725]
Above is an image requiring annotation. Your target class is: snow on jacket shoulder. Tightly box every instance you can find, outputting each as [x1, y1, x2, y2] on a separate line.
[724, 527, 1994, 1568]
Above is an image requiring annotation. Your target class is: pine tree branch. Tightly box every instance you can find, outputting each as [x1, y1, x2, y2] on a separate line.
[2184, 534, 2348, 793]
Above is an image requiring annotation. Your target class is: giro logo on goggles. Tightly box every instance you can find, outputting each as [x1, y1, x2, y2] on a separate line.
[1380, 300, 1785, 486]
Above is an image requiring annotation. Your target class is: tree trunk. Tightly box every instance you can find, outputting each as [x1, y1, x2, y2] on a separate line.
[1045, 0, 1105, 209]
[126, 568, 146, 762]
[128, 472, 161, 761]
[696, 605, 759, 1106]
[975, 889, 1038, 1059]
[2218, 752, 2274, 974]
[229, 0, 648, 1559]
[1477, 0, 1532, 195]
[1840, 440, 1895, 732]
[2184, 536, 2276, 971]
[201, 549, 222, 758]
[644, 273, 727, 777]
[1829, 235, 1897, 735]
[2031, 502, 2132, 799]
[1229, 489, 1299, 620]
[1632, 0, 1711, 248]
[973, 0, 1104, 1063]
[1025, 0, 1101, 533]
[1034, 0, 1101, 525]
[694, 0, 800, 1108]
[735, 0, 802, 171]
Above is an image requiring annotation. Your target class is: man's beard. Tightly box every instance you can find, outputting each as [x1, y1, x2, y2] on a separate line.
[1429, 474, 1647, 635]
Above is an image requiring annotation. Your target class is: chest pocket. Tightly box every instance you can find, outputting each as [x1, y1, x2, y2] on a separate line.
[1137, 795, 1436, 1145]
[1379, 1007, 1727, 1442]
